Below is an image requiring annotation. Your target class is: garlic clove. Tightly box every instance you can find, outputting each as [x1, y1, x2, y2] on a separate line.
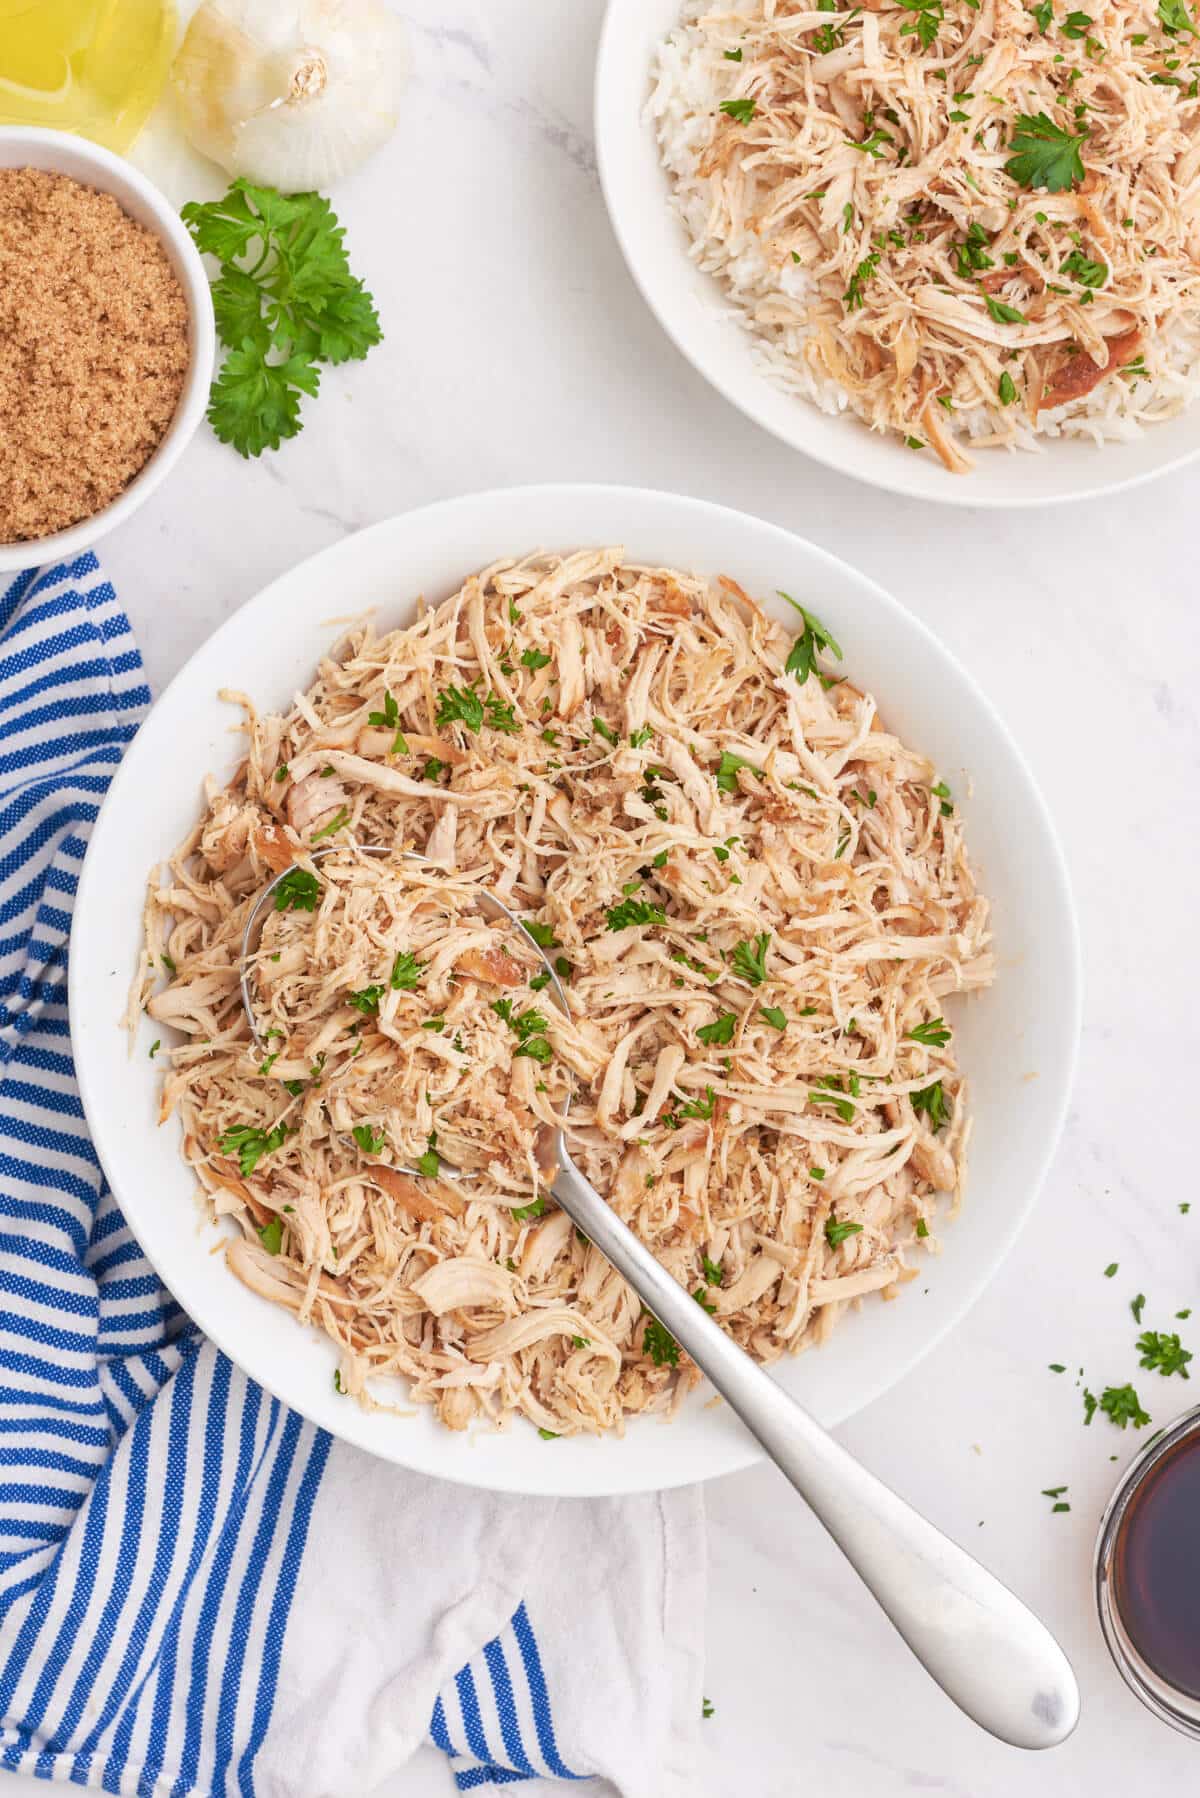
[172, 0, 407, 193]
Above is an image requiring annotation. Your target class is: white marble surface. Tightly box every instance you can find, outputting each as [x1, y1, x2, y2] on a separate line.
[7, 1, 1200, 1792]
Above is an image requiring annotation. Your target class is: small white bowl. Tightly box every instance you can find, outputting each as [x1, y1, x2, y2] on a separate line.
[0, 127, 215, 573]
[595, 0, 1200, 509]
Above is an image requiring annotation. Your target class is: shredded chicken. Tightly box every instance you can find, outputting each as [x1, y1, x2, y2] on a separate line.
[653, 0, 1200, 469]
[134, 548, 993, 1437]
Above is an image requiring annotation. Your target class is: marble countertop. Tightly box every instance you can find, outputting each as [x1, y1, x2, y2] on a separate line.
[7, 2, 1200, 1791]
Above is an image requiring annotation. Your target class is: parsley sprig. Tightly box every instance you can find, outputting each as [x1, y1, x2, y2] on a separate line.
[181, 181, 381, 457]
[779, 593, 843, 684]
[1004, 113, 1088, 193]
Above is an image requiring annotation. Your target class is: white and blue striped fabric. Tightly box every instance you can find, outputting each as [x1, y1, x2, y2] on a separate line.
[0, 557, 702, 1798]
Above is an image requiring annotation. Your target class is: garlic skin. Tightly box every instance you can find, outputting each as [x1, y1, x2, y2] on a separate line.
[172, 0, 407, 192]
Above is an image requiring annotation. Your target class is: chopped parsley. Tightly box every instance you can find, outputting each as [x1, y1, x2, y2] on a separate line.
[760, 1006, 787, 1031]
[592, 717, 619, 745]
[311, 805, 349, 841]
[692, 1286, 717, 1315]
[1096, 1384, 1151, 1430]
[367, 688, 408, 755]
[273, 867, 320, 912]
[1160, 0, 1198, 31]
[629, 725, 654, 748]
[218, 1120, 288, 1177]
[813, 1075, 855, 1124]
[521, 919, 558, 949]
[606, 897, 666, 931]
[351, 1124, 385, 1155]
[897, 0, 944, 48]
[149, 1039, 161, 1058]
[257, 1217, 283, 1256]
[697, 1011, 737, 1047]
[1137, 1330, 1192, 1378]
[719, 97, 757, 125]
[1104, 1262, 1118, 1278]
[435, 683, 485, 732]
[907, 1017, 951, 1047]
[1004, 112, 1088, 193]
[538, 1428, 560, 1440]
[1131, 1292, 1146, 1325]
[825, 1215, 864, 1248]
[347, 984, 384, 1015]
[512, 1196, 546, 1222]
[702, 1255, 725, 1286]
[714, 750, 763, 792]
[998, 369, 1018, 406]
[985, 295, 1027, 325]
[911, 1079, 950, 1131]
[520, 647, 551, 670]
[643, 1315, 680, 1366]
[779, 592, 843, 684]
[415, 1137, 440, 1179]
[915, 1218, 930, 1238]
[731, 932, 770, 986]
[389, 950, 425, 991]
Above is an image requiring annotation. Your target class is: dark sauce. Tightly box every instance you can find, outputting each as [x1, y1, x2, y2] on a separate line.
[1113, 1433, 1200, 1699]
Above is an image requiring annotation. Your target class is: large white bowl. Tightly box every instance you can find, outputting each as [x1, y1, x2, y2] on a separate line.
[0, 127, 215, 573]
[72, 485, 1081, 1495]
[595, 0, 1200, 509]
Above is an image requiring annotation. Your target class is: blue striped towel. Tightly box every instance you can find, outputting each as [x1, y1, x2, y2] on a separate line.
[0, 556, 703, 1798]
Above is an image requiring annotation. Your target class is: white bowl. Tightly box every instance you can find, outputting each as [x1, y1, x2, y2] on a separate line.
[0, 127, 215, 572]
[594, 0, 1200, 509]
[72, 484, 1081, 1495]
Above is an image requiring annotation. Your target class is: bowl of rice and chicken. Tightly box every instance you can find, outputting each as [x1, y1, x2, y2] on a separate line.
[596, 0, 1200, 504]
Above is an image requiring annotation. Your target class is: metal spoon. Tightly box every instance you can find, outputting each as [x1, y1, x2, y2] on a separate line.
[241, 851, 1080, 1750]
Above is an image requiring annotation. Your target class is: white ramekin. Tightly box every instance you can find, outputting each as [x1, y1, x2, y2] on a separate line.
[0, 126, 215, 575]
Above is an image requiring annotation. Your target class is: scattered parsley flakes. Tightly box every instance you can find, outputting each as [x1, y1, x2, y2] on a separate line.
[351, 1124, 385, 1155]
[731, 932, 770, 986]
[389, 950, 425, 991]
[714, 749, 763, 792]
[643, 1315, 680, 1366]
[911, 1079, 950, 1132]
[825, 1215, 864, 1248]
[760, 1006, 787, 1031]
[606, 897, 666, 931]
[719, 97, 757, 124]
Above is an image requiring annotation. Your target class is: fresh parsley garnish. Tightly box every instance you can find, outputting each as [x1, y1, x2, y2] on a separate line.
[907, 1017, 951, 1047]
[714, 750, 763, 793]
[435, 683, 485, 733]
[415, 1138, 440, 1179]
[813, 1075, 855, 1124]
[310, 805, 349, 841]
[731, 932, 770, 986]
[897, 0, 944, 48]
[998, 370, 1018, 406]
[702, 1255, 725, 1287]
[1160, 0, 1198, 32]
[520, 647, 552, 670]
[985, 296, 1027, 325]
[367, 688, 408, 755]
[1061, 249, 1107, 287]
[258, 1217, 283, 1256]
[697, 1012, 737, 1047]
[719, 97, 757, 125]
[629, 725, 654, 748]
[1096, 1384, 1152, 1429]
[825, 1215, 864, 1248]
[512, 1196, 546, 1222]
[351, 1124, 385, 1155]
[911, 1080, 950, 1131]
[1004, 112, 1087, 193]
[180, 180, 381, 457]
[218, 1120, 289, 1178]
[347, 984, 384, 1016]
[606, 897, 666, 931]
[1137, 1330, 1192, 1378]
[389, 950, 425, 991]
[521, 919, 558, 949]
[1131, 1292, 1146, 1325]
[273, 867, 320, 913]
[779, 592, 843, 684]
[760, 1006, 787, 1031]
[643, 1316, 680, 1365]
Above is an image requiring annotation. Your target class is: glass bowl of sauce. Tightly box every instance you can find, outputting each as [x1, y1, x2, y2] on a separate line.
[1095, 1403, 1200, 1737]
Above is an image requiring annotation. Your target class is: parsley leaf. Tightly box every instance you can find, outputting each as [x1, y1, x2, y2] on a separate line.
[273, 867, 320, 913]
[911, 1079, 950, 1131]
[825, 1215, 865, 1247]
[1061, 249, 1107, 287]
[512, 1196, 546, 1222]
[760, 1006, 788, 1031]
[351, 1124, 386, 1155]
[697, 1012, 737, 1047]
[606, 897, 666, 931]
[643, 1316, 680, 1365]
[181, 181, 381, 457]
[1097, 1384, 1152, 1429]
[435, 684, 485, 733]
[907, 1017, 951, 1047]
[715, 750, 763, 792]
[347, 984, 384, 1015]
[1137, 1329, 1192, 1378]
[258, 1217, 283, 1256]
[218, 1121, 288, 1178]
[521, 919, 558, 949]
[778, 592, 844, 684]
[731, 932, 771, 985]
[389, 950, 425, 991]
[1160, 0, 1198, 31]
[702, 1255, 725, 1286]
[1004, 112, 1088, 193]
[719, 97, 757, 124]
[520, 647, 552, 670]
[985, 296, 1028, 324]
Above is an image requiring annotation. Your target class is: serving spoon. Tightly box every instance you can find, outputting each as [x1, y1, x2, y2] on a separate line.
[240, 849, 1080, 1750]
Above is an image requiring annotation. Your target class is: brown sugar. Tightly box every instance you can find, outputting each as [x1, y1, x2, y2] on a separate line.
[0, 167, 190, 544]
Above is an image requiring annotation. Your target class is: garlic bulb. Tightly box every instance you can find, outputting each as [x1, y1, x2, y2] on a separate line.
[171, 0, 407, 192]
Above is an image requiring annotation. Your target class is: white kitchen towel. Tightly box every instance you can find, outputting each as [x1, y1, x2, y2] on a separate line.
[0, 554, 704, 1798]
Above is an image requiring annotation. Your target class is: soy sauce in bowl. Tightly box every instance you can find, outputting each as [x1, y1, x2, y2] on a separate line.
[1097, 1405, 1200, 1736]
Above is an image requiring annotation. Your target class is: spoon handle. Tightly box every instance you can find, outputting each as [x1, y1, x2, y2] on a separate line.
[551, 1148, 1079, 1750]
